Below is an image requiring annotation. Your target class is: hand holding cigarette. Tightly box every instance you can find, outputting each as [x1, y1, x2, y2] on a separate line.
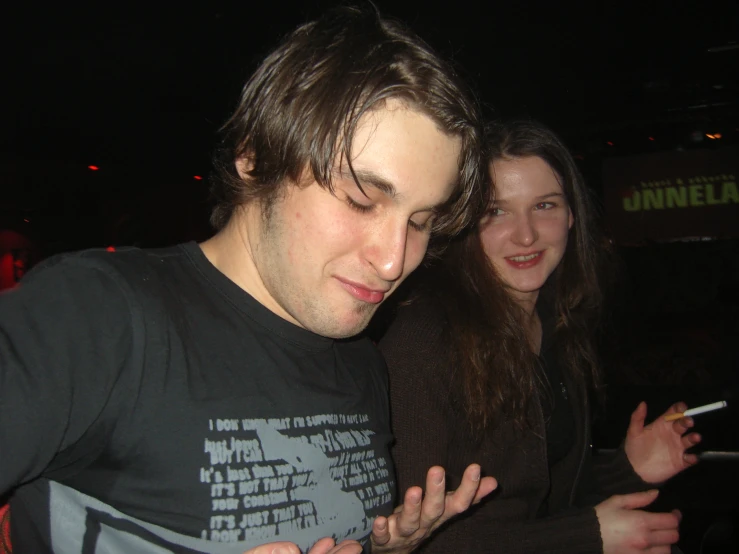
[664, 401, 728, 422]
[625, 401, 702, 483]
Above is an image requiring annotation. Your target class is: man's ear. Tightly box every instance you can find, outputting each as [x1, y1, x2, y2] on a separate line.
[235, 154, 255, 180]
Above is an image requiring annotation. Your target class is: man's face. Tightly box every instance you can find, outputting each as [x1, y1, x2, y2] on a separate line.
[244, 100, 462, 338]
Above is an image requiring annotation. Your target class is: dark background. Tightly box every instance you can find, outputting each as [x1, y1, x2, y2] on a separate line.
[3, 1, 738, 251]
[3, 1, 738, 550]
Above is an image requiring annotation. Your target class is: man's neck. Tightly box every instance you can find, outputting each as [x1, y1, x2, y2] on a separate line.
[199, 208, 273, 312]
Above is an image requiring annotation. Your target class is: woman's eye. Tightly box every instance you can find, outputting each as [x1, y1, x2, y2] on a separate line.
[479, 208, 503, 226]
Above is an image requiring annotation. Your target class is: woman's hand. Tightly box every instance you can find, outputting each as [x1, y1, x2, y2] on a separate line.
[624, 401, 701, 484]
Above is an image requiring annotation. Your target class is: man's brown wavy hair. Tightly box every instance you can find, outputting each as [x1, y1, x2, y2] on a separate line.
[209, 5, 486, 254]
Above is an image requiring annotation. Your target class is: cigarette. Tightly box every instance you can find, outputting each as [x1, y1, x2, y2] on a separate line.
[665, 401, 728, 421]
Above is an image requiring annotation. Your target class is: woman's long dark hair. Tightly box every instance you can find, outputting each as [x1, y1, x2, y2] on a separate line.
[426, 119, 608, 430]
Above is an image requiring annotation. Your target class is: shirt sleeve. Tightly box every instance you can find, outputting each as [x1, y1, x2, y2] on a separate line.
[589, 443, 651, 497]
[414, 505, 604, 554]
[379, 302, 455, 495]
[0, 254, 133, 495]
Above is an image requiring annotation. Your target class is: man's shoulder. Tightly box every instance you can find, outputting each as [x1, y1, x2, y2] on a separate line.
[27, 243, 192, 289]
[12, 244, 203, 325]
[54, 243, 187, 272]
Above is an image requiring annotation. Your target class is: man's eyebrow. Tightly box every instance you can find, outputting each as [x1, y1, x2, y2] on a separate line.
[339, 168, 397, 198]
[338, 168, 448, 213]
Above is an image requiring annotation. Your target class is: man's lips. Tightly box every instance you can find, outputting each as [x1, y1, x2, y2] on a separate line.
[335, 278, 389, 304]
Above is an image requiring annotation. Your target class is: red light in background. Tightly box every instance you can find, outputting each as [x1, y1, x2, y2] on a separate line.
[23, 218, 30, 223]
[193, 175, 203, 180]
[607, 141, 614, 146]
[648, 136, 655, 141]
[106, 246, 116, 252]
[88, 165, 99, 171]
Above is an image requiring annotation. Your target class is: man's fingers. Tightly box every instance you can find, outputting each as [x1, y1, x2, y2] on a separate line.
[404, 485, 424, 507]
[328, 540, 363, 554]
[306, 538, 336, 554]
[370, 516, 390, 547]
[395, 485, 424, 536]
[473, 476, 498, 504]
[242, 542, 300, 554]
[416, 466, 446, 529]
[371, 465, 495, 553]
[308, 538, 363, 554]
[440, 464, 482, 516]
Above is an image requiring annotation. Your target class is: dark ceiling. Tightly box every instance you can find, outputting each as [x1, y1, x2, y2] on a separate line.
[5, 1, 738, 160]
[2, 1, 738, 249]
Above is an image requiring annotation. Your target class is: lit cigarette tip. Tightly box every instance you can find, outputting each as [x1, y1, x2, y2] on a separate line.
[665, 400, 728, 421]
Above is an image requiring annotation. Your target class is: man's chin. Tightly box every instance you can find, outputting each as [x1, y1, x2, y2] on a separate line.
[322, 320, 372, 340]
[314, 311, 376, 340]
